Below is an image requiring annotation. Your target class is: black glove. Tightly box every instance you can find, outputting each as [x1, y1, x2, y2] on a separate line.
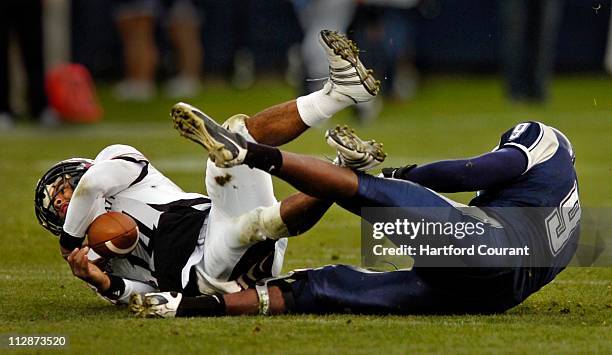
[381, 164, 417, 180]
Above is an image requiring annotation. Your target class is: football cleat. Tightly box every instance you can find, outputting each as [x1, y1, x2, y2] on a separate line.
[129, 292, 182, 318]
[326, 125, 386, 171]
[171, 102, 248, 168]
[319, 29, 380, 104]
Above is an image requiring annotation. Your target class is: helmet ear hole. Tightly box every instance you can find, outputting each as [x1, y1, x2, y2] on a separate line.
[34, 158, 93, 236]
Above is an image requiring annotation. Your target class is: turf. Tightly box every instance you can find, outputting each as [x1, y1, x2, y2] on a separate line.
[0, 75, 610, 354]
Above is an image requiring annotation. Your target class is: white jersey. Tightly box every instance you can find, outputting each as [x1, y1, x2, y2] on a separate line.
[64, 133, 288, 304]
[64, 144, 212, 303]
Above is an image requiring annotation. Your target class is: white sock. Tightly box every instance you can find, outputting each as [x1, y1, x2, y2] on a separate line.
[223, 114, 258, 143]
[258, 203, 290, 239]
[296, 85, 352, 127]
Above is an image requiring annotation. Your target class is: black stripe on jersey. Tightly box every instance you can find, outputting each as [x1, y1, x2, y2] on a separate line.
[121, 276, 158, 290]
[229, 239, 277, 288]
[126, 254, 152, 272]
[138, 237, 153, 255]
[148, 197, 212, 212]
[122, 211, 154, 255]
[111, 156, 149, 187]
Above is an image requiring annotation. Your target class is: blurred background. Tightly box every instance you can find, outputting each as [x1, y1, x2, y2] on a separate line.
[1, 0, 611, 208]
[1, 0, 612, 127]
[1, 3, 610, 350]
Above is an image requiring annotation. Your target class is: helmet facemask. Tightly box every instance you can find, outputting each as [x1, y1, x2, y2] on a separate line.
[34, 158, 92, 236]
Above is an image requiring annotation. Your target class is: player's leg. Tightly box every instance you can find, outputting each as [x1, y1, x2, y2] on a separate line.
[113, 0, 158, 100]
[171, 101, 486, 214]
[165, 0, 202, 98]
[204, 266, 444, 316]
[241, 101, 307, 147]
[295, 0, 356, 93]
[171, 102, 362, 245]
[280, 166, 516, 267]
[204, 114, 334, 234]
[171, 104, 516, 268]
[131, 264, 519, 317]
[0, 2, 11, 121]
[196, 114, 333, 287]
[14, 0, 47, 117]
[171, 103, 390, 205]
[171, 102, 390, 245]
[203, 115, 277, 218]
[173, 30, 380, 148]
[170, 108, 518, 268]
[606, 5, 612, 74]
[199, 114, 286, 284]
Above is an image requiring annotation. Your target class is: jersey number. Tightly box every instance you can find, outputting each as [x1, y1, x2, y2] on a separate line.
[545, 184, 580, 255]
[509, 123, 531, 141]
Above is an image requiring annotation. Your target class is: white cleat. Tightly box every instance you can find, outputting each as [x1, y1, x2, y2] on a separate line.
[171, 102, 248, 168]
[130, 292, 182, 318]
[319, 30, 380, 104]
[326, 125, 386, 171]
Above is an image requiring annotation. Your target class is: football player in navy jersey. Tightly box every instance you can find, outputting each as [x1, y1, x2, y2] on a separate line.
[131, 105, 580, 317]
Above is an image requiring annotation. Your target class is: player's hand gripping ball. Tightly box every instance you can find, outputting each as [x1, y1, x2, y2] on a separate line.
[87, 212, 139, 258]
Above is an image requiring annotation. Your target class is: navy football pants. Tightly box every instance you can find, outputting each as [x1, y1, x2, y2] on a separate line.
[288, 174, 522, 314]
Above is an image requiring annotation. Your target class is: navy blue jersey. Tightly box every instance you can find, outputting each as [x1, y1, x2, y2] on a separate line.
[471, 121, 577, 208]
[470, 121, 580, 300]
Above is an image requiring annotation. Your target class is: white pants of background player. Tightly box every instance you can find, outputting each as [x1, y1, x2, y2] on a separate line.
[294, 0, 356, 86]
[193, 115, 287, 294]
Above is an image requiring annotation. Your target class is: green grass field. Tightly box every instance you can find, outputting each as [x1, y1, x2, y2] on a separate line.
[0, 75, 610, 354]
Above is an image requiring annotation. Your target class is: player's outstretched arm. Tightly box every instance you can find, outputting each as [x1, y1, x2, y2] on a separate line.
[382, 148, 527, 193]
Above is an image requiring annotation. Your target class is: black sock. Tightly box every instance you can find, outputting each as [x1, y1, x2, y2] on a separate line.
[244, 142, 283, 175]
[176, 294, 226, 317]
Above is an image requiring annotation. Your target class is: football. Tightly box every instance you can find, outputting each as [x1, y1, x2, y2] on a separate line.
[87, 212, 139, 258]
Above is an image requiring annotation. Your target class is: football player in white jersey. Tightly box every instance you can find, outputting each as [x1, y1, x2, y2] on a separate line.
[34, 30, 381, 305]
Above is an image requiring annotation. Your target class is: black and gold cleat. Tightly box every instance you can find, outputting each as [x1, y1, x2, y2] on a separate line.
[326, 125, 386, 171]
[171, 102, 248, 168]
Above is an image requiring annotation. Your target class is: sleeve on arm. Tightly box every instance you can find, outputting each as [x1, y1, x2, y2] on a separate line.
[94, 144, 149, 163]
[498, 121, 559, 173]
[59, 232, 84, 250]
[401, 148, 527, 192]
[62, 159, 147, 238]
